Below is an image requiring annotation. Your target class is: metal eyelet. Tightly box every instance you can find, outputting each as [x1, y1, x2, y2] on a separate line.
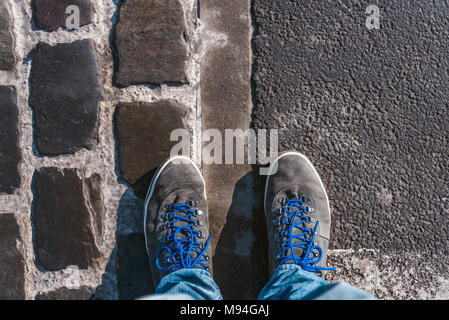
[195, 209, 203, 216]
[204, 255, 209, 261]
[306, 207, 315, 213]
[197, 220, 204, 226]
[274, 208, 284, 215]
[188, 200, 199, 207]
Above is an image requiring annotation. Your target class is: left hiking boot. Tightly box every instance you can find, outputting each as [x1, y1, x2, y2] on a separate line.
[144, 156, 212, 287]
[264, 151, 335, 277]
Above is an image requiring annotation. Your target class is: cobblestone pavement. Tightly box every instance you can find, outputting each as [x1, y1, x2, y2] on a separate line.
[0, 0, 447, 300]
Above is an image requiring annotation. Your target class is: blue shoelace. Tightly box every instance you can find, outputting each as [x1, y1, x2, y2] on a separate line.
[156, 201, 211, 272]
[277, 197, 336, 272]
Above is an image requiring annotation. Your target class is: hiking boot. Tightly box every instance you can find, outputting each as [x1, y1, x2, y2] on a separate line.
[144, 156, 212, 287]
[264, 151, 335, 276]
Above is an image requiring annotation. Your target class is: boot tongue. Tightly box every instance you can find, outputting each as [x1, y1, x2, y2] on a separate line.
[284, 186, 300, 199]
[163, 187, 200, 205]
[172, 189, 197, 205]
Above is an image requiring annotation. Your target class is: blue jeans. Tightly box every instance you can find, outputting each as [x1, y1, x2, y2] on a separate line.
[139, 264, 375, 300]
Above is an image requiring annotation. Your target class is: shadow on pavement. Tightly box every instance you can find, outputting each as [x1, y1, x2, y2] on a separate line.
[94, 186, 155, 300]
[94, 167, 269, 300]
[213, 167, 269, 299]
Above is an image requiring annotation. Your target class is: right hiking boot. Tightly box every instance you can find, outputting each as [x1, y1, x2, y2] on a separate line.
[264, 151, 335, 277]
[144, 156, 212, 287]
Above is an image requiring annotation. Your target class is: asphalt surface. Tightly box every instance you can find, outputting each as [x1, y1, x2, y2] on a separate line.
[252, 0, 449, 255]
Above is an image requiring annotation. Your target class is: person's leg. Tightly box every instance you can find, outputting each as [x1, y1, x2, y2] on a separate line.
[139, 156, 221, 300]
[258, 264, 374, 300]
[261, 151, 373, 300]
[138, 268, 222, 300]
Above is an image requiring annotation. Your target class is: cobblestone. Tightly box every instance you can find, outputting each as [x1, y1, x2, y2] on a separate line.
[114, 0, 189, 86]
[32, 167, 104, 271]
[0, 213, 25, 300]
[32, 0, 94, 32]
[0, 1, 15, 70]
[29, 40, 102, 156]
[0, 86, 21, 194]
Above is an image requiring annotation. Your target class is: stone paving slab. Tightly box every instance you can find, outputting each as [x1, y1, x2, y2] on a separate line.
[114, 100, 190, 199]
[36, 286, 94, 300]
[29, 40, 102, 156]
[200, 0, 268, 299]
[114, 0, 189, 86]
[0, 213, 25, 300]
[0, 0, 15, 70]
[252, 0, 449, 255]
[0, 86, 21, 194]
[32, 0, 94, 31]
[32, 167, 104, 271]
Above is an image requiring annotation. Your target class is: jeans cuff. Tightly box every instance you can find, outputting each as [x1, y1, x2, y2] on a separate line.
[273, 263, 327, 282]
